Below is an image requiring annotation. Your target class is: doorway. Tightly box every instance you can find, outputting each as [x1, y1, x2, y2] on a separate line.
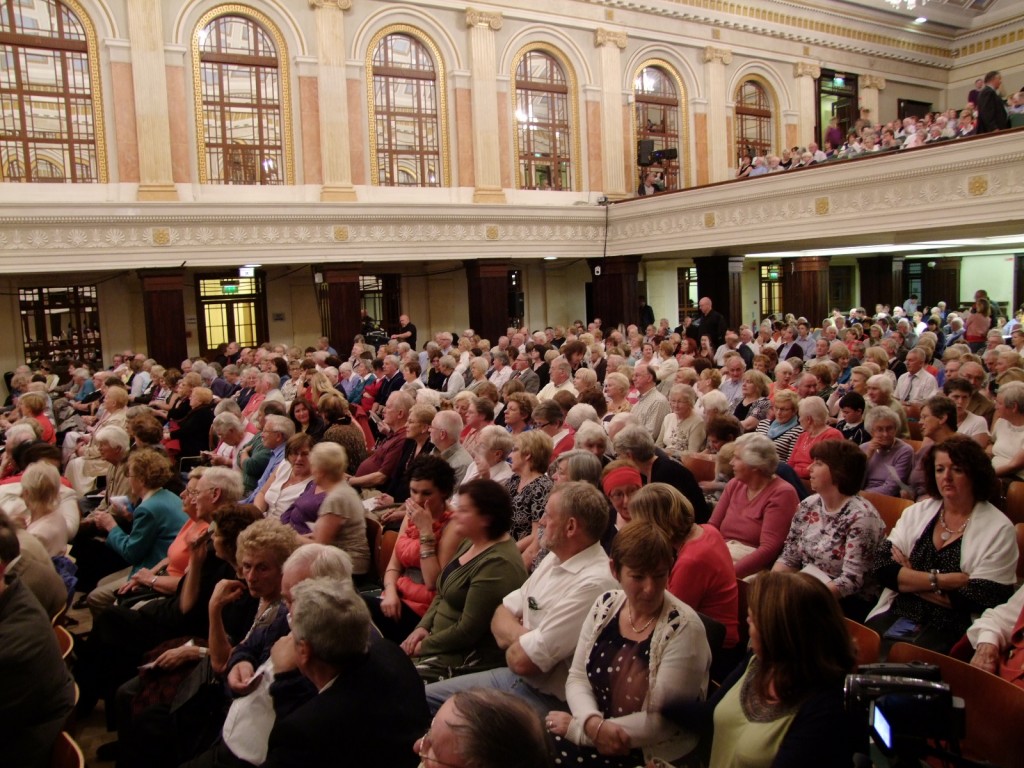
[817, 70, 858, 148]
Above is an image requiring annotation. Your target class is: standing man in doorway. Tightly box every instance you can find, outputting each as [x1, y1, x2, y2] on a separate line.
[686, 296, 726, 349]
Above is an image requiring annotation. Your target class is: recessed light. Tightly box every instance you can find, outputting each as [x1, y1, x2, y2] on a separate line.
[543, 256, 558, 261]
[914, 16, 927, 23]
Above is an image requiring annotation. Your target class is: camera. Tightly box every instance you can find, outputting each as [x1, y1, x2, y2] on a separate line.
[845, 664, 974, 766]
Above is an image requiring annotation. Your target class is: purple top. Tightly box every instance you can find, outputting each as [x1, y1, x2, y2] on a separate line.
[280, 482, 327, 535]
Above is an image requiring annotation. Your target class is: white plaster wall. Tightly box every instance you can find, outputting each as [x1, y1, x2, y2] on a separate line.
[960, 254, 1015, 306]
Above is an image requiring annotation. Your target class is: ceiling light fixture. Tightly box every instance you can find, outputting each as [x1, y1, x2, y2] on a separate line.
[883, 0, 927, 11]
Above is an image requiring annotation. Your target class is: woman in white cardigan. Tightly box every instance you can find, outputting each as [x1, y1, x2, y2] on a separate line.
[866, 435, 1017, 655]
[545, 522, 711, 767]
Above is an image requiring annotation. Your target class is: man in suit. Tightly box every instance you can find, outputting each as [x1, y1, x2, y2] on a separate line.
[976, 71, 1009, 134]
[509, 351, 540, 394]
[263, 578, 429, 768]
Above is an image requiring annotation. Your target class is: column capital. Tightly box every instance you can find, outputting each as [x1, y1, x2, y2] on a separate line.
[595, 28, 627, 49]
[465, 8, 503, 29]
[308, 0, 351, 10]
[861, 74, 887, 90]
[702, 46, 732, 65]
[794, 61, 820, 79]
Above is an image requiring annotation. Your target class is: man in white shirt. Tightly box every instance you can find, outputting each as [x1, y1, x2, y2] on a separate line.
[719, 353, 746, 411]
[894, 348, 938, 411]
[536, 359, 578, 402]
[630, 362, 671, 438]
[423, 482, 617, 715]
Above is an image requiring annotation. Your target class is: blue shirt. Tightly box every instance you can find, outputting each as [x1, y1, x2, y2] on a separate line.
[243, 443, 287, 504]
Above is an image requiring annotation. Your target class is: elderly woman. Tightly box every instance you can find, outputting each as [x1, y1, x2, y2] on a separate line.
[658, 384, 706, 458]
[709, 433, 800, 579]
[168, 385, 216, 465]
[907, 395, 959, 500]
[63, 384, 130, 494]
[601, 460, 644, 532]
[84, 449, 189, 616]
[630, 484, 739, 651]
[16, 391, 55, 444]
[698, 388, 729, 429]
[866, 373, 910, 438]
[368, 456, 460, 643]
[503, 430, 555, 571]
[402, 479, 527, 682]
[867, 436, 1017, 654]
[769, 361, 796, 401]
[503, 391, 535, 435]
[319, 393, 369, 470]
[14, 461, 68, 558]
[459, 424, 514, 488]
[459, 396, 494, 455]
[602, 372, 633, 421]
[208, 411, 254, 469]
[774, 439, 885, 621]
[733, 370, 772, 432]
[545, 522, 711, 768]
[786, 396, 844, 483]
[754, 389, 803, 462]
[860, 405, 914, 497]
[254, 433, 315, 521]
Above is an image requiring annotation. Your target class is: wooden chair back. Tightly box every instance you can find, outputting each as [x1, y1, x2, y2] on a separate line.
[735, 578, 750, 648]
[887, 642, 1024, 767]
[1005, 481, 1024, 525]
[365, 516, 383, 581]
[682, 455, 716, 483]
[54, 624, 73, 663]
[844, 618, 881, 666]
[907, 420, 924, 441]
[378, 530, 398, 582]
[859, 490, 913, 533]
[50, 732, 84, 768]
[903, 438, 924, 454]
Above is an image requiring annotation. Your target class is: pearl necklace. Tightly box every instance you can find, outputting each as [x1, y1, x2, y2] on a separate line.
[939, 508, 971, 542]
[627, 604, 658, 634]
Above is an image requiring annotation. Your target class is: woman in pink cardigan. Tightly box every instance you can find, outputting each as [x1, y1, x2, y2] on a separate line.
[787, 396, 844, 483]
[709, 433, 800, 579]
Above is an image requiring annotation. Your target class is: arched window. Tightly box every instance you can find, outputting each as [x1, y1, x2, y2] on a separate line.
[0, 0, 101, 183]
[371, 32, 443, 187]
[514, 49, 573, 191]
[634, 64, 681, 191]
[734, 79, 774, 161]
[195, 12, 288, 185]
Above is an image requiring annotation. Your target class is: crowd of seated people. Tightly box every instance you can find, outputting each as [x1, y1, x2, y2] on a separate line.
[6, 288, 1024, 766]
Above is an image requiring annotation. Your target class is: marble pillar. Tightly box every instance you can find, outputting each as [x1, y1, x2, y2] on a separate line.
[702, 46, 732, 184]
[466, 9, 506, 204]
[310, 0, 357, 201]
[595, 28, 628, 199]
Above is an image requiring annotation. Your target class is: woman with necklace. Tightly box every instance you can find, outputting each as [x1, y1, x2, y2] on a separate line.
[773, 440, 885, 621]
[545, 523, 711, 768]
[866, 435, 1017, 655]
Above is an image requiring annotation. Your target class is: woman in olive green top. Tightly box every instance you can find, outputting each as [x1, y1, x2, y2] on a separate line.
[401, 478, 527, 682]
[666, 572, 857, 767]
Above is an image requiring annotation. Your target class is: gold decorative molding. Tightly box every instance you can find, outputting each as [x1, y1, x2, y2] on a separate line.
[595, 28, 628, 49]
[308, 0, 351, 9]
[365, 25, 452, 189]
[151, 228, 171, 246]
[794, 62, 821, 79]
[465, 8, 503, 30]
[954, 26, 1024, 59]
[704, 212, 716, 228]
[191, 5, 295, 185]
[66, 0, 108, 183]
[968, 175, 988, 197]
[509, 43, 583, 193]
[702, 46, 732, 65]
[485, 225, 499, 240]
[815, 197, 830, 215]
[333, 225, 349, 241]
[631, 59, 692, 190]
[861, 75, 887, 90]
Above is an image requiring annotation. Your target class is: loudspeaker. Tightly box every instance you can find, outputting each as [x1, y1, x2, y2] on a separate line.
[637, 140, 654, 166]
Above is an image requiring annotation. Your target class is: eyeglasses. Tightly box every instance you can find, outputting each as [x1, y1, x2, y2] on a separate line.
[532, 421, 550, 429]
[416, 728, 462, 768]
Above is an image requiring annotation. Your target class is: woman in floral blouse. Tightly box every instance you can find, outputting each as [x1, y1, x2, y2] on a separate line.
[773, 439, 885, 621]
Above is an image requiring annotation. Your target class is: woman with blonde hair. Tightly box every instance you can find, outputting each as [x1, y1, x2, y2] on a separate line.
[734, 370, 772, 432]
[602, 372, 632, 420]
[17, 461, 67, 557]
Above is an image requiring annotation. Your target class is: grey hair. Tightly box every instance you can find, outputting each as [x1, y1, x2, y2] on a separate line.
[263, 414, 296, 441]
[94, 425, 131, 453]
[551, 449, 603, 487]
[283, 543, 353, 584]
[1000, 381, 1024, 412]
[214, 398, 242, 416]
[212, 412, 244, 435]
[701, 389, 729, 415]
[734, 432, 779, 475]
[797, 396, 830, 425]
[200, 466, 244, 504]
[565, 403, 599, 430]
[669, 384, 697, 405]
[261, 372, 281, 389]
[548, 481, 608, 542]
[573, 421, 608, 453]
[864, 405, 900, 432]
[479, 425, 514, 457]
[309, 441, 348, 481]
[288, 578, 370, 666]
[5, 422, 40, 450]
[866, 374, 893, 395]
[612, 424, 656, 462]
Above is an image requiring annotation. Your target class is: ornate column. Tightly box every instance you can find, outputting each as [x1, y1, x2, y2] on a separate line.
[466, 9, 506, 204]
[126, 0, 177, 200]
[140, 271, 187, 365]
[702, 46, 732, 183]
[310, 0, 357, 201]
[793, 62, 821, 148]
[859, 75, 886, 126]
[595, 28, 628, 199]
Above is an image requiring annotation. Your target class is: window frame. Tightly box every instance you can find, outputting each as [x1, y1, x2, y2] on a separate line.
[510, 43, 581, 192]
[191, 5, 294, 186]
[365, 25, 450, 188]
[0, 0, 107, 183]
[633, 60, 687, 192]
[734, 78, 775, 161]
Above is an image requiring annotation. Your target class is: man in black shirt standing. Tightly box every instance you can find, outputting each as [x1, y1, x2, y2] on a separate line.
[391, 313, 417, 349]
[685, 296, 726, 349]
